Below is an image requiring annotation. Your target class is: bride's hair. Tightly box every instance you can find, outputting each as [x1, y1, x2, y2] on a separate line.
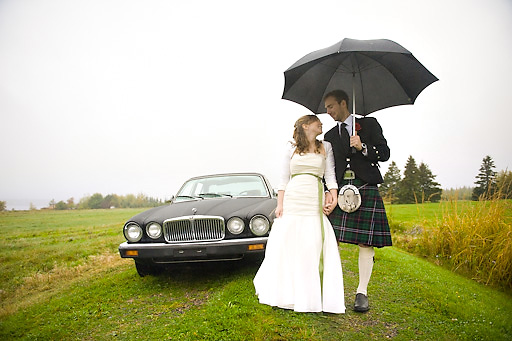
[293, 114, 322, 155]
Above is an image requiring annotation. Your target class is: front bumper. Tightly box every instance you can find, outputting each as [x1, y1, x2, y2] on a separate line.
[118, 237, 267, 263]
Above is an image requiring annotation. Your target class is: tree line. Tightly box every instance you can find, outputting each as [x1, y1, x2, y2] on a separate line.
[379, 155, 511, 204]
[48, 193, 164, 210]
[379, 155, 442, 204]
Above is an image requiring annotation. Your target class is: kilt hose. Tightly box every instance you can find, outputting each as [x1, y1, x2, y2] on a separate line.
[329, 179, 392, 248]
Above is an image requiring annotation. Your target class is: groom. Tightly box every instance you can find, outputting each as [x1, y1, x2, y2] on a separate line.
[322, 89, 392, 312]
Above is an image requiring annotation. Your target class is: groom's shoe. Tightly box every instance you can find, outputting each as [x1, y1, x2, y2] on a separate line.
[354, 293, 369, 312]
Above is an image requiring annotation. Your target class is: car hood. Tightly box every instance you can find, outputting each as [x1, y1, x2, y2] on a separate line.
[128, 197, 276, 225]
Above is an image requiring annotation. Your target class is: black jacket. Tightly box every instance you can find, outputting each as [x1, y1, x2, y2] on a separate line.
[324, 117, 390, 185]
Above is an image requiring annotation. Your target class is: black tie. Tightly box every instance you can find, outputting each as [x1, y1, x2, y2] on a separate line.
[339, 123, 350, 146]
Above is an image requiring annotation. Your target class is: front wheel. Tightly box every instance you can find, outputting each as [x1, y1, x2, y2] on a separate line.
[134, 260, 163, 277]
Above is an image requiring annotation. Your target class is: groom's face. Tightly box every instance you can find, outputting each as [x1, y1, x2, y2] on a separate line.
[324, 96, 348, 122]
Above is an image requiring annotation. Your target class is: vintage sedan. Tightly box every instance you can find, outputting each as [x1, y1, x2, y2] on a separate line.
[119, 173, 277, 276]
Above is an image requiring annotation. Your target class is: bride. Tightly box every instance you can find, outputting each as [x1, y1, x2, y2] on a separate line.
[254, 114, 345, 314]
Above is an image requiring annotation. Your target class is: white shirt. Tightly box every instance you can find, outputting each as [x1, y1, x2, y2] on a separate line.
[277, 140, 338, 191]
[338, 115, 368, 156]
[338, 115, 353, 136]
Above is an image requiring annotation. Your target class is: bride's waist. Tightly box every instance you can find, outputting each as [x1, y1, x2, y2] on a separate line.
[291, 172, 322, 179]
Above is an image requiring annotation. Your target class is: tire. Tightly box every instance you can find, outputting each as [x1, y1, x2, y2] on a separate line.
[134, 260, 163, 277]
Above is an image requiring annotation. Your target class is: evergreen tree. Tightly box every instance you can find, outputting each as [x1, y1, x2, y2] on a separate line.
[380, 161, 401, 203]
[472, 155, 497, 200]
[396, 156, 420, 204]
[417, 162, 442, 202]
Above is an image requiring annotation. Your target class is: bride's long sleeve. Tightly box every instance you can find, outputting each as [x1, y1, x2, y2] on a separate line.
[277, 142, 295, 191]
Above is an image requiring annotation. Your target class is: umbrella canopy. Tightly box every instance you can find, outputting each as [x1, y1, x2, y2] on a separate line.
[282, 38, 438, 116]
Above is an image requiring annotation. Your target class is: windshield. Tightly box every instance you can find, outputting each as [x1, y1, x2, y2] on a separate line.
[174, 175, 269, 202]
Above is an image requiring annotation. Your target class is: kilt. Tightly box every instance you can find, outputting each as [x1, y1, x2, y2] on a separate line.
[329, 179, 392, 248]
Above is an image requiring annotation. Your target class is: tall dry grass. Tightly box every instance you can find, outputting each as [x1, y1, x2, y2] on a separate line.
[419, 194, 512, 289]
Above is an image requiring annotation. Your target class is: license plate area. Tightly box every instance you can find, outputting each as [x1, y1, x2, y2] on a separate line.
[174, 248, 206, 257]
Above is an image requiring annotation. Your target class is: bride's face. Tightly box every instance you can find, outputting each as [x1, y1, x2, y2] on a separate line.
[306, 119, 323, 136]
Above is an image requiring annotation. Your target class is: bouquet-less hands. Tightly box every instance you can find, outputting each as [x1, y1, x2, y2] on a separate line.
[323, 190, 337, 215]
[275, 204, 283, 218]
[322, 132, 362, 215]
[275, 190, 285, 218]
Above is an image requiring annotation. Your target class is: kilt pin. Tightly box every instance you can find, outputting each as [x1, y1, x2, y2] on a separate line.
[324, 116, 392, 248]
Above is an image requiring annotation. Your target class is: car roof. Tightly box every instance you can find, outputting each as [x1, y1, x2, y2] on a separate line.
[185, 173, 265, 181]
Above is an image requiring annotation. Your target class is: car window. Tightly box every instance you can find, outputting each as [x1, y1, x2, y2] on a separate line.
[175, 175, 268, 202]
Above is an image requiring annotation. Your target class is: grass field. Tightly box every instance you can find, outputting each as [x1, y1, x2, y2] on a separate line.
[386, 200, 512, 289]
[1, 207, 511, 340]
[386, 200, 512, 227]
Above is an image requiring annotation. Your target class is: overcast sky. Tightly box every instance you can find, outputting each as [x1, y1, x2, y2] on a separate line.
[1, 0, 511, 210]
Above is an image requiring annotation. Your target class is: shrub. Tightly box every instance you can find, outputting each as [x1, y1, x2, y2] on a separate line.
[419, 198, 511, 289]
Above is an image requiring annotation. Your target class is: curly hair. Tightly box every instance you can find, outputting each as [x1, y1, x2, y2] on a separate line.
[292, 115, 322, 155]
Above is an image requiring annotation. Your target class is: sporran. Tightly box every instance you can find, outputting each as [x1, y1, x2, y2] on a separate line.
[338, 184, 361, 213]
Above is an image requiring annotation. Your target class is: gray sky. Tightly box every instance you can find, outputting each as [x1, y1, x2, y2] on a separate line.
[1, 0, 511, 210]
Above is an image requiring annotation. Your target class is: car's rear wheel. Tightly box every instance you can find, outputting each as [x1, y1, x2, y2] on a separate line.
[134, 260, 163, 277]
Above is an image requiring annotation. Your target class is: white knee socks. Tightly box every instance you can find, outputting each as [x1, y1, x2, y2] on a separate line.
[356, 246, 375, 296]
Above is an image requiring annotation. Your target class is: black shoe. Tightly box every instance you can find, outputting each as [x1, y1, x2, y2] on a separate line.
[354, 293, 369, 312]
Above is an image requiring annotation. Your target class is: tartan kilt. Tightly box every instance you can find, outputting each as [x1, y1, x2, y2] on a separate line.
[329, 179, 392, 248]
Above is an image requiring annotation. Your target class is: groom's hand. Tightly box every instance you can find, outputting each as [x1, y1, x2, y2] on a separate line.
[350, 131, 363, 151]
[323, 191, 334, 215]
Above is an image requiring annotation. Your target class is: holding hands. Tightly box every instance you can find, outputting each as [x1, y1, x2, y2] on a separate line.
[323, 190, 337, 215]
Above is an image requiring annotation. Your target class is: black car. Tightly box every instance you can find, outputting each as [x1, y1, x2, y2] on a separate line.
[119, 173, 277, 276]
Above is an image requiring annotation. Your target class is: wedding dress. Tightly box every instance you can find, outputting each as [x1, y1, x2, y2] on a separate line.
[254, 144, 345, 313]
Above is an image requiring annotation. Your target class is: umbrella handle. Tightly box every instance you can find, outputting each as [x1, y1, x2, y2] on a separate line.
[352, 82, 356, 132]
[351, 72, 357, 153]
[351, 116, 355, 153]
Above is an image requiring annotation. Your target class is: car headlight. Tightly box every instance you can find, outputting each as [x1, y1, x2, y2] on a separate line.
[124, 222, 143, 242]
[146, 222, 162, 239]
[227, 217, 245, 235]
[249, 215, 270, 236]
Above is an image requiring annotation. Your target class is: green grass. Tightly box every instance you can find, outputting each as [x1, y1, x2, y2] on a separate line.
[386, 200, 512, 227]
[1, 209, 511, 340]
[386, 200, 512, 289]
[386, 202, 442, 224]
[384, 201, 485, 232]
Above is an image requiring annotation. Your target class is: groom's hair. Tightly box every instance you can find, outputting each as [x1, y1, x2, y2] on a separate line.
[324, 90, 349, 107]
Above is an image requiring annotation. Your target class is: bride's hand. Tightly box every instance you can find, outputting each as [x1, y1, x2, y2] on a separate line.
[323, 191, 337, 215]
[275, 204, 283, 218]
[324, 191, 333, 206]
[323, 204, 332, 215]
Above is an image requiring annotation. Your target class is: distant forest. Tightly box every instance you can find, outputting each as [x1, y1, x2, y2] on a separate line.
[441, 187, 473, 200]
[46, 193, 164, 210]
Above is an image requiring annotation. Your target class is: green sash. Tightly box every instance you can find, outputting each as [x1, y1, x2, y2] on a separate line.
[291, 173, 325, 290]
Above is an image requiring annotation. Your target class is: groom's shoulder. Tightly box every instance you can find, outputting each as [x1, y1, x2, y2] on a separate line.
[358, 116, 382, 129]
[358, 116, 378, 123]
[324, 124, 338, 136]
[323, 128, 336, 142]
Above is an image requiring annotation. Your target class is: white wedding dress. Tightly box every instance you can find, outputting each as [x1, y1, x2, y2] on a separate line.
[254, 144, 345, 314]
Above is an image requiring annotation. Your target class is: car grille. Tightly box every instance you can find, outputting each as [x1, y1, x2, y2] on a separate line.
[163, 216, 225, 243]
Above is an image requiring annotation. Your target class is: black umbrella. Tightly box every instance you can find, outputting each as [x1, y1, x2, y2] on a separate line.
[282, 38, 438, 133]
